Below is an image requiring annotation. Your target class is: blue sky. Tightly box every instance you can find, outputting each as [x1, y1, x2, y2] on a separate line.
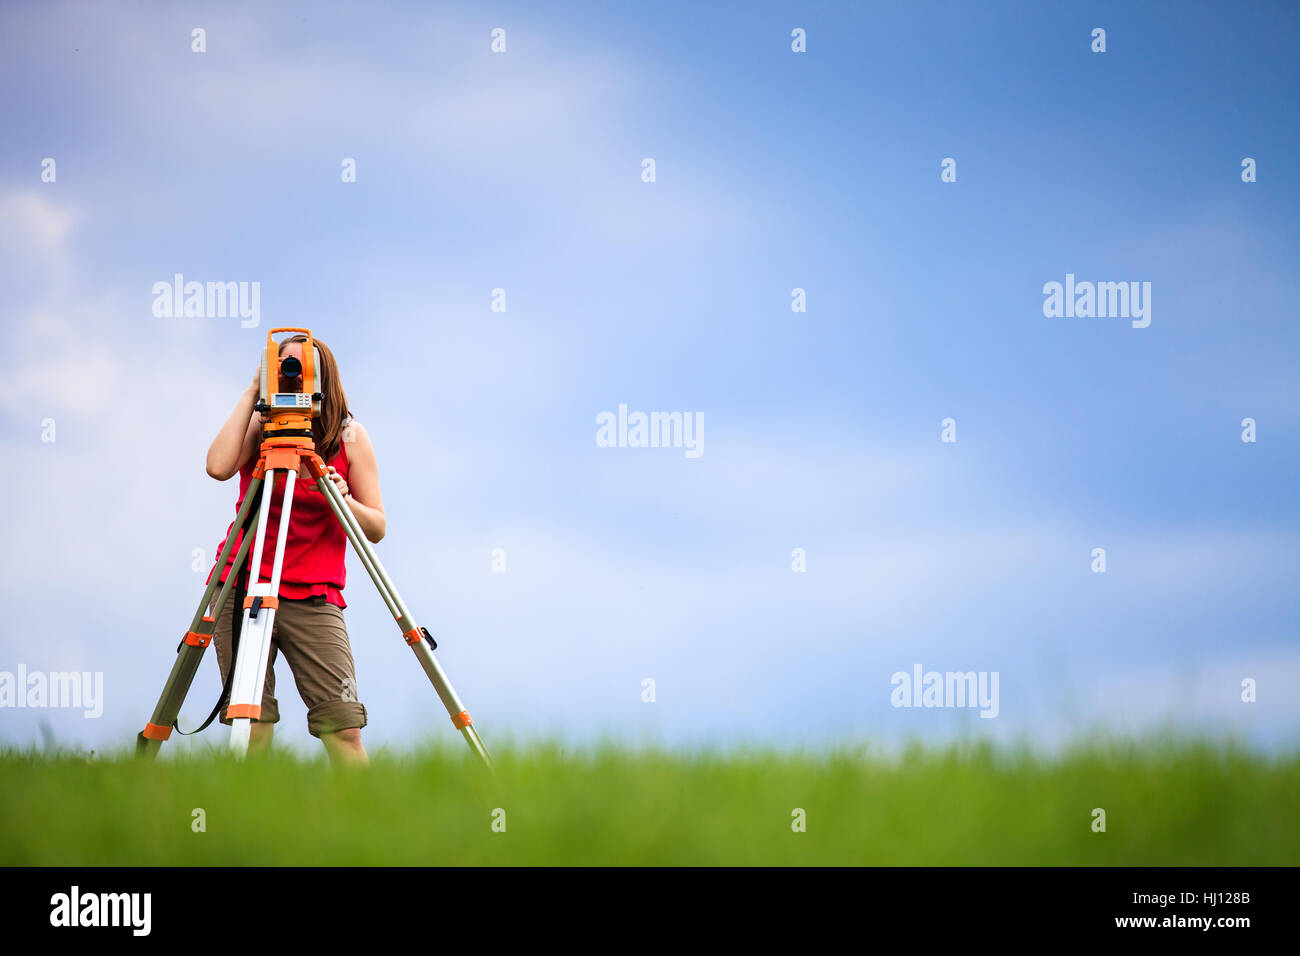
[1, 1, 1297, 756]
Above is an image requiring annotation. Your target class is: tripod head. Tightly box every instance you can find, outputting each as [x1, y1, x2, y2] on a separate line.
[255, 328, 324, 448]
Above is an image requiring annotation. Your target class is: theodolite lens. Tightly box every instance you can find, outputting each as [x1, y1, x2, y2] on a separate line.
[281, 355, 303, 378]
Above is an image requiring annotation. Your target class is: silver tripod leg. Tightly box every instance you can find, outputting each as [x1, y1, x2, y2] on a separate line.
[316, 474, 493, 768]
[228, 468, 298, 757]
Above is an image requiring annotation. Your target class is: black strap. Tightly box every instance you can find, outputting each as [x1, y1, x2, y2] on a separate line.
[173, 578, 243, 736]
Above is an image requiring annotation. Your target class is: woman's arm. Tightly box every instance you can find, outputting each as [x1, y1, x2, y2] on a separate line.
[327, 420, 386, 543]
[206, 369, 263, 480]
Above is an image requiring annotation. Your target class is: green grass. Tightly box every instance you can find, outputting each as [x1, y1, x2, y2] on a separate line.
[2, 736, 1296, 865]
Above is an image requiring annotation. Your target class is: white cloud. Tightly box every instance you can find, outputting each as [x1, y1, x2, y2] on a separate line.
[1, 191, 76, 249]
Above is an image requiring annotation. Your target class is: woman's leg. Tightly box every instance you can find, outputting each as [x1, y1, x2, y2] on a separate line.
[275, 598, 369, 766]
[249, 721, 274, 754]
[320, 727, 367, 766]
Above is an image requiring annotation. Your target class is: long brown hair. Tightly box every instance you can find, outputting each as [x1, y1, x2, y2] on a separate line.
[280, 333, 351, 462]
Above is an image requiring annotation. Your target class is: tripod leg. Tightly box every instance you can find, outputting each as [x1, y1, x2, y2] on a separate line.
[227, 469, 298, 757]
[315, 471, 493, 769]
[137, 477, 264, 757]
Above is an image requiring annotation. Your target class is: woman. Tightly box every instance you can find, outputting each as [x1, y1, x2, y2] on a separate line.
[203, 334, 386, 766]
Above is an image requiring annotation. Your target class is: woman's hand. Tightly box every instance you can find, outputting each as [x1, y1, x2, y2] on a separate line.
[207, 363, 264, 480]
[320, 465, 349, 498]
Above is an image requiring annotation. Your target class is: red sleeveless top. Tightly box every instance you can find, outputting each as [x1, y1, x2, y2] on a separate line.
[206, 438, 350, 607]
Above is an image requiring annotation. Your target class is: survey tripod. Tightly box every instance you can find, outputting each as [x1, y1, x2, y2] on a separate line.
[136, 328, 492, 767]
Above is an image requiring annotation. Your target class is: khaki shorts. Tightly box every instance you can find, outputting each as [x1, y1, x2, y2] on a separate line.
[210, 590, 367, 738]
